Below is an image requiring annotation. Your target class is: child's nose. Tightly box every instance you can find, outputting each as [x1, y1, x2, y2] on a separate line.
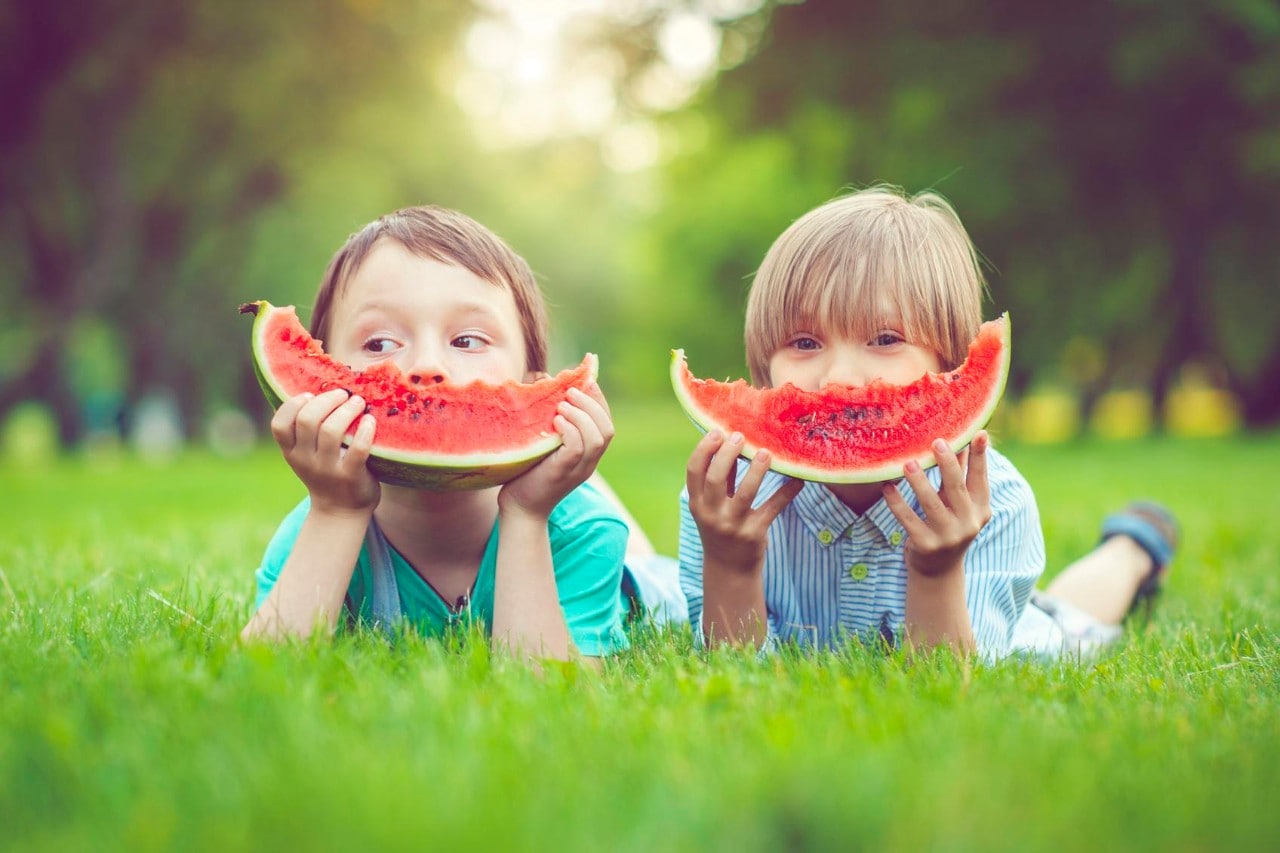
[822, 350, 873, 388]
[403, 347, 448, 385]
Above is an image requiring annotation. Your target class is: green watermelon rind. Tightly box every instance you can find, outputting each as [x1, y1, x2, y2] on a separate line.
[670, 313, 1011, 485]
[242, 301, 592, 491]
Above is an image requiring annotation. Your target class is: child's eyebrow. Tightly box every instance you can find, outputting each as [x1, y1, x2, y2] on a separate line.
[346, 301, 398, 321]
[346, 300, 504, 323]
[450, 301, 505, 318]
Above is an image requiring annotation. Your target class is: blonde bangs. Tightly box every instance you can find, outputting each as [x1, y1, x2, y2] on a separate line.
[745, 187, 985, 386]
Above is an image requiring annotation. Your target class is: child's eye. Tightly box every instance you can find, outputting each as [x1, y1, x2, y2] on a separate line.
[789, 336, 821, 351]
[871, 331, 905, 347]
[363, 337, 401, 355]
[451, 334, 488, 350]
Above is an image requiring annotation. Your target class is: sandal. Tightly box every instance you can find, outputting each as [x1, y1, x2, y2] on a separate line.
[1099, 501, 1179, 618]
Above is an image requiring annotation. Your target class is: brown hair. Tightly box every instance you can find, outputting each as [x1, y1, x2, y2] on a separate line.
[744, 186, 986, 386]
[309, 206, 549, 373]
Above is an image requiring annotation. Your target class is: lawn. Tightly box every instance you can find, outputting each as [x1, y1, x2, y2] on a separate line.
[2, 399, 1278, 851]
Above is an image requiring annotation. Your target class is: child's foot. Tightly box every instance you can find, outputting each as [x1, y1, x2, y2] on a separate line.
[1099, 501, 1179, 618]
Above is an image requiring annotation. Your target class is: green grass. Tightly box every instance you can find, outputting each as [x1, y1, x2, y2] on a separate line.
[2, 400, 1278, 851]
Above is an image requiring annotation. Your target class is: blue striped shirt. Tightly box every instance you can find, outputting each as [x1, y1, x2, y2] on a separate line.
[678, 447, 1045, 659]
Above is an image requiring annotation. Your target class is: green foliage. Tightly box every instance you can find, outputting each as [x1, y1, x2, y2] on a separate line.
[6, 0, 1280, 454]
[2, 418, 1279, 850]
[637, 0, 1280, 422]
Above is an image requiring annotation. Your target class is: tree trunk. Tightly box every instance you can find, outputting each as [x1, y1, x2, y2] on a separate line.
[1150, 211, 1212, 425]
[21, 339, 83, 447]
[1230, 342, 1280, 427]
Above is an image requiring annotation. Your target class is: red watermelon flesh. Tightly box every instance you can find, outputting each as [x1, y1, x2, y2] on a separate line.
[241, 301, 596, 491]
[671, 313, 1011, 484]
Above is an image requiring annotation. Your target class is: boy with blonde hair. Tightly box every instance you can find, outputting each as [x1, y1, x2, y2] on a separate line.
[680, 186, 1177, 659]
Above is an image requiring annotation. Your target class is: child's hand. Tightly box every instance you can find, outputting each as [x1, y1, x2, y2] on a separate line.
[687, 431, 803, 574]
[882, 430, 992, 577]
[271, 389, 380, 516]
[498, 383, 614, 519]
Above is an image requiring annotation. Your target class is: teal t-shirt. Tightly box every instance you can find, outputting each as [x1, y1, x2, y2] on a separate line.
[254, 482, 631, 656]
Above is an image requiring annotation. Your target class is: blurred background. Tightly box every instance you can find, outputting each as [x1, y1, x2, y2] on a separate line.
[3, 0, 1278, 462]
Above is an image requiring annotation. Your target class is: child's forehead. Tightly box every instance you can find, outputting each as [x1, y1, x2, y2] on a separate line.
[343, 242, 506, 294]
[332, 247, 517, 322]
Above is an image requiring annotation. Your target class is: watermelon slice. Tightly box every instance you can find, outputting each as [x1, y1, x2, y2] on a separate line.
[671, 313, 1011, 484]
[241, 301, 596, 491]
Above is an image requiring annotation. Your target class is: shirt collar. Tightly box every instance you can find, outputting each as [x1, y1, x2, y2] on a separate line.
[788, 475, 923, 547]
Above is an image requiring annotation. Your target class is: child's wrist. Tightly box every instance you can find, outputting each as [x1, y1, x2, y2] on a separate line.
[703, 553, 765, 581]
[309, 499, 376, 522]
[497, 501, 551, 526]
[906, 554, 965, 580]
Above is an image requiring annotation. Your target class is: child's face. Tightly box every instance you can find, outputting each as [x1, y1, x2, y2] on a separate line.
[325, 240, 530, 386]
[767, 312, 942, 391]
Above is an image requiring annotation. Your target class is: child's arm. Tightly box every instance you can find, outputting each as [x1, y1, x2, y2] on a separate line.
[492, 383, 614, 665]
[685, 430, 803, 649]
[241, 389, 379, 641]
[881, 431, 992, 655]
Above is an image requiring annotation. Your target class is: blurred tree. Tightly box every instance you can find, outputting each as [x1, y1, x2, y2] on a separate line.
[637, 0, 1280, 425]
[0, 0, 469, 443]
[994, 0, 1280, 424]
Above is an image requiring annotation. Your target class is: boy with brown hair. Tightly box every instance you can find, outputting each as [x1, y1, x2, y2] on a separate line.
[242, 206, 631, 665]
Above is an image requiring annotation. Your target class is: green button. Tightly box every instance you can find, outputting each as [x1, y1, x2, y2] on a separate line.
[889, 531, 903, 547]
[817, 529, 835, 545]
[849, 563, 869, 581]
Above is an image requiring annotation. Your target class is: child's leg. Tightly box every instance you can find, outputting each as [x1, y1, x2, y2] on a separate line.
[1042, 536, 1153, 625]
[1042, 502, 1179, 626]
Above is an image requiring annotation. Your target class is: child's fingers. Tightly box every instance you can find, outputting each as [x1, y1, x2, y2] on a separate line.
[557, 400, 607, 459]
[901, 459, 947, 522]
[734, 451, 773, 504]
[577, 381, 612, 421]
[966, 431, 991, 508]
[318, 394, 366, 457]
[342, 414, 377, 470]
[554, 413, 585, 459]
[882, 480, 930, 540]
[704, 431, 744, 498]
[270, 393, 313, 450]
[754, 469, 804, 527]
[294, 389, 353, 453]
[931, 438, 970, 512]
[562, 390, 613, 448]
[685, 431, 725, 499]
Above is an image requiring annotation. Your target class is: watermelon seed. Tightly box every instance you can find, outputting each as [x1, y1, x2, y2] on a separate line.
[387, 407, 400, 417]
[364, 405, 372, 415]
[410, 374, 422, 384]
[406, 393, 417, 404]
[409, 412, 420, 421]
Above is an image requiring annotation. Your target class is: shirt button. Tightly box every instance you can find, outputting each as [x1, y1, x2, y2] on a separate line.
[849, 563, 869, 581]
[889, 531, 903, 547]
[817, 529, 835, 545]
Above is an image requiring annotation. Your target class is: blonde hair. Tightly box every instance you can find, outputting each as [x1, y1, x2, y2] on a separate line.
[744, 186, 986, 386]
[310, 206, 549, 373]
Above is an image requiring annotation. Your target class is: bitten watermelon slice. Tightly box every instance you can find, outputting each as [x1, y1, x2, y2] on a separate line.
[241, 301, 595, 491]
[671, 313, 1011, 484]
